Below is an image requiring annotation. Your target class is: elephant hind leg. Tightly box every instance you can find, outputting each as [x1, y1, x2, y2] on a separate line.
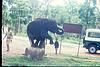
[29, 39, 35, 47]
[34, 39, 39, 47]
[28, 36, 35, 47]
[38, 38, 45, 48]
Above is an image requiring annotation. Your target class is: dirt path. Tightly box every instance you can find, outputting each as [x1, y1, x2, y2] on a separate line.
[2, 34, 100, 58]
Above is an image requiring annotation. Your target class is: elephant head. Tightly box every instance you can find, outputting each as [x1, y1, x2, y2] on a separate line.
[46, 19, 64, 35]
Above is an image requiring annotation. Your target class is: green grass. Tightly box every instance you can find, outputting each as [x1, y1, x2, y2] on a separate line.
[2, 54, 100, 66]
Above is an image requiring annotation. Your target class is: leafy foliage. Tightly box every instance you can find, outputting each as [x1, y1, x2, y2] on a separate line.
[79, 0, 97, 29]
[2, 0, 100, 35]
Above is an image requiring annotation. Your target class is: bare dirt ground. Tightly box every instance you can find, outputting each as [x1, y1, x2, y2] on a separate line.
[2, 34, 100, 58]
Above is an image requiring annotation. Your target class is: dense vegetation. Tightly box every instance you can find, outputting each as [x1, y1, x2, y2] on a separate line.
[2, 0, 100, 35]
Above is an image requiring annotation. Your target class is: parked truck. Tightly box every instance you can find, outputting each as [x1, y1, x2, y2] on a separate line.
[83, 29, 100, 54]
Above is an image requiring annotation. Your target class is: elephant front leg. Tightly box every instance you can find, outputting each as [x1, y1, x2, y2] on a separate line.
[46, 34, 54, 44]
[41, 31, 54, 45]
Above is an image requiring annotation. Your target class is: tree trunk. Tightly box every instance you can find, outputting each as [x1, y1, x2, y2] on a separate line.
[25, 47, 45, 60]
[18, 17, 21, 33]
[14, 21, 18, 35]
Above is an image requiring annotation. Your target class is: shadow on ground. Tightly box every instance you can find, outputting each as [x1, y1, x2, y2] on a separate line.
[85, 52, 100, 56]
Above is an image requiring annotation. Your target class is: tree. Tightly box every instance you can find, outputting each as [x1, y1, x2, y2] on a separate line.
[9, 0, 32, 34]
[2, 0, 11, 26]
[79, 0, 96, 30]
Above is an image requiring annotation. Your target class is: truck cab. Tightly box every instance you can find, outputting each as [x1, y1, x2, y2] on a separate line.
[83, 29, 100, 54]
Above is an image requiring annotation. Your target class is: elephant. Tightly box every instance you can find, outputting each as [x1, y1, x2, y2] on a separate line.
[27, 18, 64, 48]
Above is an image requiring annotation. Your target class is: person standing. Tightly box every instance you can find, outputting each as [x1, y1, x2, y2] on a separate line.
[3, 27, 13, 51]
[54, 34, 59, 54]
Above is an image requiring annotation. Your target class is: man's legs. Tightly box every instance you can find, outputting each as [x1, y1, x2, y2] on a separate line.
[6, 39, 9, 51]
[6, 44, 9, 51]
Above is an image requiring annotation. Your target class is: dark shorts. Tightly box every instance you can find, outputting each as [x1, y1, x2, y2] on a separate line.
[54, 41, 59, 48]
